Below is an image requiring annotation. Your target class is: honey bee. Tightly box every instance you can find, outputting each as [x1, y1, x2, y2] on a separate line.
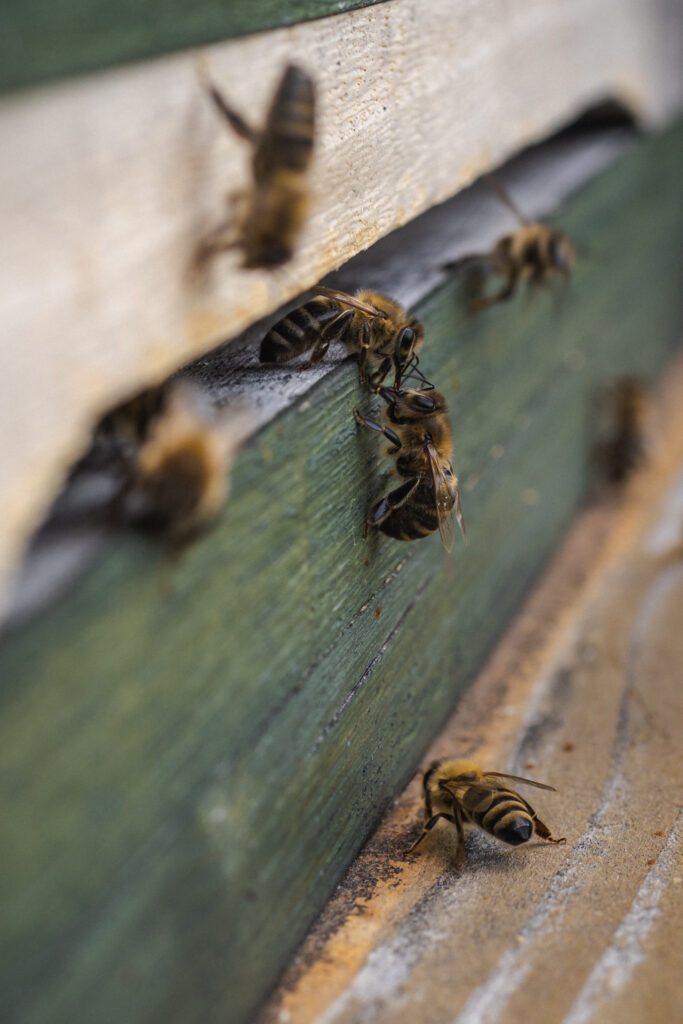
[95, 381, 247, 543]
[260, 287, 425, 387]
[408, 759, 566, 864]
[199, 63, 315, 268]
[469, 174, 576, 311]
[354, 384, 465, 550]
[593, 377, 648, 484]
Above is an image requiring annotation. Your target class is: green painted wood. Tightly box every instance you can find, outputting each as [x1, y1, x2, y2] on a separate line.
[0, 0, 388, 94]
[1, 120, 682, 1024]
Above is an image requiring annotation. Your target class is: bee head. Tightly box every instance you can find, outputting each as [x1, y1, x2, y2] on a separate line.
[549, 232, 576, 274]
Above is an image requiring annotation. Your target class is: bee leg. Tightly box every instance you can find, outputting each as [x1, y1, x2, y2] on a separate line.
[299, 309, 354, 371]
[205, 83, 259, 143]
[369, 357, 392, 388]
[470, 266, 519, 312]
[364, 478, 421, 539]
[456, 811, 466, 868]
[532, 814, 566, 845]
[358, 321, 391, 385]
[407, 812, 458, 854]
[353, 409, 401, 449]
[195, 216, 242, 264]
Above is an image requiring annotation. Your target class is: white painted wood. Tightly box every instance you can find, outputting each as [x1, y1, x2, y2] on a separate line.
[0, 0, 682, 610]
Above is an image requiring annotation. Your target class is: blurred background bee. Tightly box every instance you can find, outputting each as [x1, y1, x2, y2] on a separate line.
[91, 380, 249, 545]
[409, 758, 566, 865]
[198, 63, 316, 269]
[593, 376, 649, 485]
[260, 286, 424, 387]
[466, 174, 576, 311]
[354, 383, 465, 551]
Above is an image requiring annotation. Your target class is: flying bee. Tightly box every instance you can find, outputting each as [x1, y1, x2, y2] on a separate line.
[593, 376, 649, 485]
[467, 174, 576, 311]
[199, 63, 315, 268]
[354, 384, 465, 551]
[408, 758, 566, 865]
[93, 381, 248, 544]
[260, 287, 425, 387]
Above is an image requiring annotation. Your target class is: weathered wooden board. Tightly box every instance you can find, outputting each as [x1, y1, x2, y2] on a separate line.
[1, 122, 682, 1024]
[2, 0, 682, 613]
[0, 1, 388, 93]
[257, 364, 683, 1024]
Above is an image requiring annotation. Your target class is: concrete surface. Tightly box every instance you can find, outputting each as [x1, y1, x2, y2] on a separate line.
[257, 358, 683, 1024]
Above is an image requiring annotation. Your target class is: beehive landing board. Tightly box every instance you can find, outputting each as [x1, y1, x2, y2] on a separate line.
[259, 359, 683, 1024]
[1, 121, 683, 1024]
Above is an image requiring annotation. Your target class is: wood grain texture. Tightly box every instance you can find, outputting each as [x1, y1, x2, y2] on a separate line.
[1, 123, 682, 1024]
[1, 0, 683, 612]
[258, 365, 683, 1024]
[0, 2, 389, 94]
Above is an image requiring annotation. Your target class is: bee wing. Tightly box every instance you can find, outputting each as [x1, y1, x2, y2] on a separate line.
[484, 173, 529, 226]
[315, 286, 388, 319]
[454, 475, 466, 542]
[484, 771, 557, 792]
[441, 781, 496, 811]
[426, 442, 456, 553]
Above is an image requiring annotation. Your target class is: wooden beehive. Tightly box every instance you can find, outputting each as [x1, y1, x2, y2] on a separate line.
[1, 2, 682, 1023]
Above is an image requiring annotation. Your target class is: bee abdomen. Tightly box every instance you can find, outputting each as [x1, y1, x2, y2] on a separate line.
[379, 486, 439, 541]
[259, 300, 337, 363]
[474, 792, 533, 845]
[494, 813, 533, 845]
[266, 65, 315, 173]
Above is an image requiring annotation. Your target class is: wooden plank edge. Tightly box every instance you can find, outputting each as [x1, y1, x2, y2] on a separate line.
[0, 1, 388, 94]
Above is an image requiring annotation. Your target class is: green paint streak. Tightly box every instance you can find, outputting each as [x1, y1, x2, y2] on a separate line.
[1, 1, 388, 94]
[0, 121, 682, 1024]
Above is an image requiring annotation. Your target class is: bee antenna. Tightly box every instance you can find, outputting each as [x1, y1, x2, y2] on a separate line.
[484, 172, 528, 225]
[401, 356, 435, 391]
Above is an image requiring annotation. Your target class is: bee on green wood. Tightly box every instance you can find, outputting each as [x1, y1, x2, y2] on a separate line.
[94, 380, 248, 544]
[593, 377, 649, 484]
[260, 287, 425, 388]
[354, 381, 465, 551]
[465, 175, 576, 311]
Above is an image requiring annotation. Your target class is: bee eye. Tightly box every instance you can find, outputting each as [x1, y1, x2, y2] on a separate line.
[550, 233, 573, 272]
[398, 327, 415, 358]
[412, 393, 435, 411]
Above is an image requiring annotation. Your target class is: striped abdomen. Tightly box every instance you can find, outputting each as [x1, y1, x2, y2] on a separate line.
[378, 478, 440, 542]
[466, 787, 533, 846]
[256, 64, 315, 179]
[259, 299, 341, 363]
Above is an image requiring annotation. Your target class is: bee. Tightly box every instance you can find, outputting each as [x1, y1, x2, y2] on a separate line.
[408, 759, 566, 865]
[468, 174, 576, 311]
[593, 377, 648, 484]
[199, 63, 315, 268]
[354, 384, 465, 551]
[260, 287, 425, 387]
[94, 381, 247, 543]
